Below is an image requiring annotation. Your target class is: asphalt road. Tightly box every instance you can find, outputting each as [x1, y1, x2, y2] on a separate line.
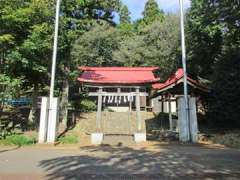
[0, 142, 240, 180]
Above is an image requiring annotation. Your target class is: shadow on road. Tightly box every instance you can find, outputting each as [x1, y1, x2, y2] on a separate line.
[0, 145, 20, 154]
[39, 143, 240, 180]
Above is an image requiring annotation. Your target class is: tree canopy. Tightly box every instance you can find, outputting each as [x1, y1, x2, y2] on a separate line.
[187, 0, 240, 127]
[143, 0, 164, 24]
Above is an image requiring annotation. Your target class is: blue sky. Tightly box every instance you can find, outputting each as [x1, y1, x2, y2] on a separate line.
[121, 0, 191, 21]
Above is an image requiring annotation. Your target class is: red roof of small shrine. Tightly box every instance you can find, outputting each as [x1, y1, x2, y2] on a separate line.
[78, 67, 160, 85]
[152, 68, 209, 92]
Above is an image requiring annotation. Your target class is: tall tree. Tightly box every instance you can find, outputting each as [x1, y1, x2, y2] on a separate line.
[72, 23, 120, 67]
[57, 0, 121, 127]
[142, 0, 164, 25]
[114, 14, 180, 79]
[0, 0, 122, 127]
[0, 0, 55, 125]
[119, 5, 131, 24]
[187, 0, 223, 78]
[187, 0, 240, 127]
[118, 5, 133, 38]
[134, 0, 164, 33]
[209, 48, 240, 127]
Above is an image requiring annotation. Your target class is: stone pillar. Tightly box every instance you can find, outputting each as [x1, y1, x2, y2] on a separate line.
[129, 97, 132, 113]
[134, 88, 146, 142]
[96, 87, 103, 132]
[47, 97, 59, 143]
[177, 97, 190, 142]
[135, 88, 141, 131]
[92, 87, 103, 145]
[38, 97, 49, 143]
[168, 98, 173, 131]
[189, 97, 198, 143]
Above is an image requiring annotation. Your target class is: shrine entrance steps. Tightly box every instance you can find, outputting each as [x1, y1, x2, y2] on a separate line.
[102, 135, 135, 146]
[102, 112, 137, 145]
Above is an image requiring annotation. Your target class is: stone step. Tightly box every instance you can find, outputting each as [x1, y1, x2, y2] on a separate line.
[102, 112, 132, 134]
[102, 135, 135, 146]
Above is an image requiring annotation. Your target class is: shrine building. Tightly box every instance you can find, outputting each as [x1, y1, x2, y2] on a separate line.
[78, 66, 209, 144]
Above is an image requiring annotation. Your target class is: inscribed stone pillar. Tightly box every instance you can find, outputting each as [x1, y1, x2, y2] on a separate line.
[189, 97, 198, 143]
[177, 97, 190, 142]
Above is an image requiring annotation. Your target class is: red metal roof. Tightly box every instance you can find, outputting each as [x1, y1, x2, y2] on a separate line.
[78, 67, 160, 85]
[152, 68, 209, 92]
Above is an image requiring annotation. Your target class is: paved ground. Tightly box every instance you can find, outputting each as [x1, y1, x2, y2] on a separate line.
[0, 142, 240, 180]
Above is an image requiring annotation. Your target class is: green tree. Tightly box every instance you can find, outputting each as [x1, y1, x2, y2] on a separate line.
[209, 48, 240, 127]
[119, 5, 131, 24]
[114, 14, 180, 79]
[0, 0, 121, 127]
[72, 24, 121, 67]
[0, 0, 55, 124]
[187, 0, 240, 127]
[0, 74, 23, 114]
[118, 5, 133, 38]
[142, 0, 164, 25]
[57, 0, 121, 127]
[186, 0, 223, 78]
[134, 0, 164, 33]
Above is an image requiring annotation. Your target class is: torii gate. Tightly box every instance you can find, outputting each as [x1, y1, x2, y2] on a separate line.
[78, 66, 160, 144]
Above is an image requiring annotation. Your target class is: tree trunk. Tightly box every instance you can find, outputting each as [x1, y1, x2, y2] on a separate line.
[28, 83, 38, 128]
[60, 77, 69, 128]
[59, 37, 71, 130]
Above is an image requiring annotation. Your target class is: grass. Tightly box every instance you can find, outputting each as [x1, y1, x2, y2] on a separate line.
[0, 134, 36, 146]
[58, 135, 79, 144]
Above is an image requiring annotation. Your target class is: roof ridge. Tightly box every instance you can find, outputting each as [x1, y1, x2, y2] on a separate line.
[78, 66, 159, 71]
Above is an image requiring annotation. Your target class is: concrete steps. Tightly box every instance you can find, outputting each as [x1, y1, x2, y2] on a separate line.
[102, 112, 133, 135]
[102, 112, 135, 145]
[102, 135, 135, 146]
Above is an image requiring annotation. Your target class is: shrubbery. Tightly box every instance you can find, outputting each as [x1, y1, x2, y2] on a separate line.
[0, 134, 36, 146]
[58, 135, 79, 144]
[80, 99, 97, 112]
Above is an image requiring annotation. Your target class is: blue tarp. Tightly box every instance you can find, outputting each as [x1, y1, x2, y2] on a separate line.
[0, 98, 32, 106]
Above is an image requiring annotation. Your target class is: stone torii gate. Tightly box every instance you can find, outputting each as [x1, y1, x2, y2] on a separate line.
[78, 67, 160, 144]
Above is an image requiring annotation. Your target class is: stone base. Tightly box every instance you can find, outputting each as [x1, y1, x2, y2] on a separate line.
[134, 133, 146, 143]
[91, 133, 103, 145]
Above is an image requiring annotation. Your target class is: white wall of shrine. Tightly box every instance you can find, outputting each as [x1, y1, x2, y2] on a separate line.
[102, 94, 134, 112]
[107, 107, 129, 112]
[151, 96, 177, 114]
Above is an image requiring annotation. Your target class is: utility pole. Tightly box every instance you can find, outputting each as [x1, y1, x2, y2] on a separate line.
[179, 0, 191, 141]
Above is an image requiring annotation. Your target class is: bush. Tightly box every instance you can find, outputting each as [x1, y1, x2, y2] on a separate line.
[0, 134, 36, 146]
[58, 135, 79, 144]
[80, 99, 96, 112]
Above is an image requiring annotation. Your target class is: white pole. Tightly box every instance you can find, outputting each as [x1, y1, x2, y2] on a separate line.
[179, 0, 191, 141]
[49, 0, 61, 102]
[47, 0, 61, 143]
